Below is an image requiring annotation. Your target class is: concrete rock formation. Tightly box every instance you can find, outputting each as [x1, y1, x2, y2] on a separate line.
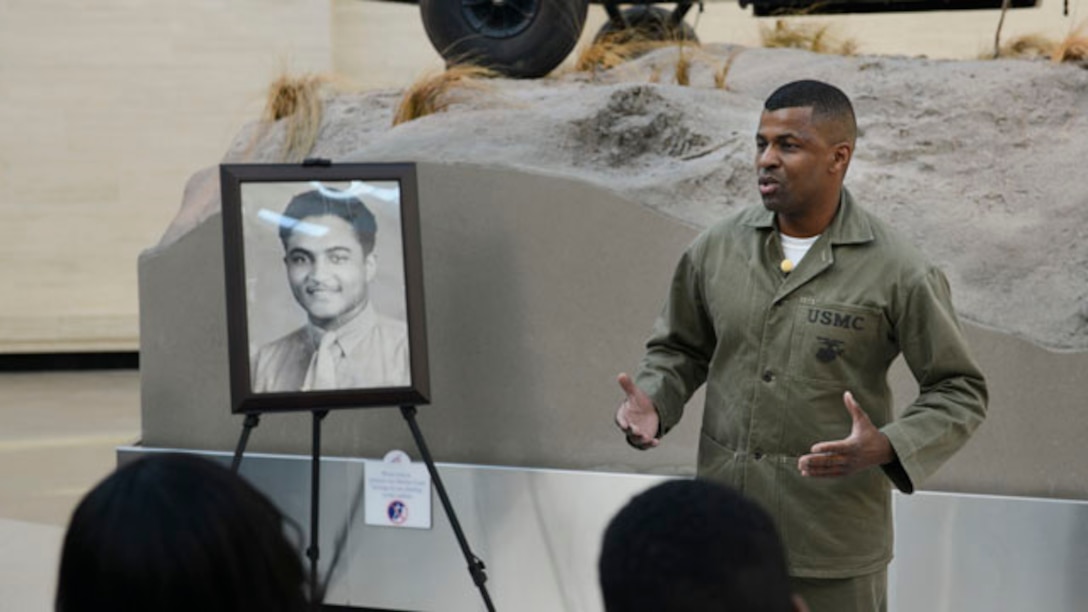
[141, 46, 1088, 500]
[160, 44, 1088, 352]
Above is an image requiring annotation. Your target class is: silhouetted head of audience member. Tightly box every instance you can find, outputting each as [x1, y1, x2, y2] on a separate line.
[56, 453, 307, 612]
[599, 478, 808, 612]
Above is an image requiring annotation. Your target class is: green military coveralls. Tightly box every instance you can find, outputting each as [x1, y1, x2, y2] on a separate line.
[635, 190, 987, 603]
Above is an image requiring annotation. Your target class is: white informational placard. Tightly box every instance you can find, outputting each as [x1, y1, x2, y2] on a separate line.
[364, 450, 432, 529]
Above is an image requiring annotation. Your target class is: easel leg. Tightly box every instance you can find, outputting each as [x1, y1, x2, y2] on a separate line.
[231, 413, 261, 473]
[308, 409, 329, 612]
[400, 405, 496, 612]
[229, 410, 336, 611]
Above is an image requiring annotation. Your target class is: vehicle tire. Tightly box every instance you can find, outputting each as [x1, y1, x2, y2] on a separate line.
[594, 6, 699, 44]
[419, 0, 589, 79]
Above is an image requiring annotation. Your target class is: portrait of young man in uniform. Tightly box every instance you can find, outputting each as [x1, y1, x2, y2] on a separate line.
[250, 187, 410, 393]
[614, 80, 987, 612]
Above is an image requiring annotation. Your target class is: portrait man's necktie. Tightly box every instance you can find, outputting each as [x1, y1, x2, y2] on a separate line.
[302, 332, 340, 391]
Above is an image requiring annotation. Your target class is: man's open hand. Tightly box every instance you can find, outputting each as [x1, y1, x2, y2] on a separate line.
[615, 373, 660, 450]
[798, 391, 894, 477]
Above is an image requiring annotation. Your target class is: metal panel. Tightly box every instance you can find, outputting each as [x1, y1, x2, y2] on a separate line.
[118, 446, 667, 612]
[890, 491, 1088, 612]
[120, 447, 1088, 611]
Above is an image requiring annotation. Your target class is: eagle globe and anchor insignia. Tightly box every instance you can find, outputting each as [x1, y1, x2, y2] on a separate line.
[815, 336, 845, 363]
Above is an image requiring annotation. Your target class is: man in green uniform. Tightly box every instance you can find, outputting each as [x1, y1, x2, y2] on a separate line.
[614, 80, 987, 611]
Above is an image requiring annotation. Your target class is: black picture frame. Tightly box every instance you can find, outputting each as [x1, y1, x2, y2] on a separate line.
[220, 162, 429, 414]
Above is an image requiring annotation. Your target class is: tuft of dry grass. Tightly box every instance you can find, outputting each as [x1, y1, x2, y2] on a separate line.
[994, 33, 1056, 59]
[577, 30, 713, 87]
[675, 48, 692, 86]
[392, 64, 498, 126]
[575, 31, 672, 73]
[261, 73, 331, 163]
[714, 49, 744, 90]
[637, 44, 742, 88]
[759, 19, 857, 55]
[987, 21, 1088, 67]
[1051, 22, 1088, 67]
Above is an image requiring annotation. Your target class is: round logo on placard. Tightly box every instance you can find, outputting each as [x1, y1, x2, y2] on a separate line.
[387, 499, 409, 525]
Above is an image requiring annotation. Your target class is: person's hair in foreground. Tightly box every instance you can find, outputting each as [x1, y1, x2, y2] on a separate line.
[599, 478, 807, 612]
[56, 453, 307, 612]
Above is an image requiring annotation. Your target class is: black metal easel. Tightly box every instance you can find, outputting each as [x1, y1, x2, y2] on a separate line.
[399, 405, 495, 611]
[231, 407, 495, 612]
[232, 410, 327, 612]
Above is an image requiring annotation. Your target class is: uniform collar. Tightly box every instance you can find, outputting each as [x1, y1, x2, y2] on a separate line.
[743, 187, 875, 246]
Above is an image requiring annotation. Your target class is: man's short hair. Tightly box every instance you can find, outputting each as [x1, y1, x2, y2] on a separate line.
[599, 479, 795, 612]
[765, 79, 857, 143]
[279, 189, 377, 255]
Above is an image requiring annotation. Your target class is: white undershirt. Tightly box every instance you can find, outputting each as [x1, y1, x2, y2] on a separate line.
[780, 232, 820, 268]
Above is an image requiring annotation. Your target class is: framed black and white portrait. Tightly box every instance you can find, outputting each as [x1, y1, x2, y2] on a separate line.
[220, 162, 429, 414]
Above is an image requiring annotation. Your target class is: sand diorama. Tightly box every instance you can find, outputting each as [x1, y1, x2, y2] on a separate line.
[162, 20, 1088, 353]
[141, 19, 1088, 501]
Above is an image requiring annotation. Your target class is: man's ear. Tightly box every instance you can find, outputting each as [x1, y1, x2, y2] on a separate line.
[830, 141, 853, 174]
[792, 594, 810, 612]
[364, 252, 378, 283]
